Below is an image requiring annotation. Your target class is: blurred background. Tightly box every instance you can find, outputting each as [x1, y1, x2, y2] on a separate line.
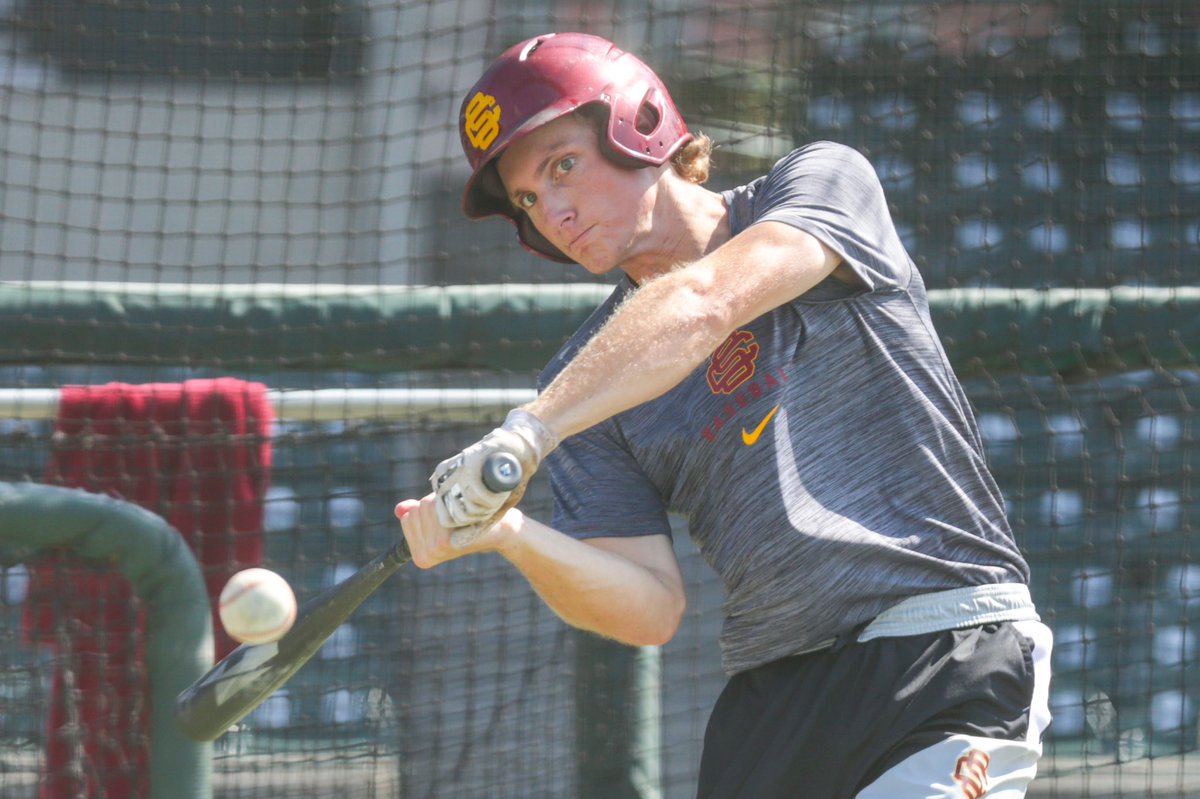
[0, 1, 1196, 797]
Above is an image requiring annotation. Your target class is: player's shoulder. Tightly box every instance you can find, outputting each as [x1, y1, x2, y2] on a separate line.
[768, 140, 874, 179]
[757, 141, 885, 208]
[537, 279, 634, 390]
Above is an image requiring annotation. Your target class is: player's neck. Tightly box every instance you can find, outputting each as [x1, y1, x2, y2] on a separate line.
[622, 183, 729, 284]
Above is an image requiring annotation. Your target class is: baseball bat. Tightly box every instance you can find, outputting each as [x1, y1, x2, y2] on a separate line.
[175, 452, 522, 741]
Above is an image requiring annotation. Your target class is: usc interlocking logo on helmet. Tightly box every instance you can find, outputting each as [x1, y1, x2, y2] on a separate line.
[706, 330, 760, 395]
[463, 92, 502, 151]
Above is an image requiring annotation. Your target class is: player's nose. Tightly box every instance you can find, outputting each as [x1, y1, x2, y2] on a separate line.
[538, 190, 575, 232]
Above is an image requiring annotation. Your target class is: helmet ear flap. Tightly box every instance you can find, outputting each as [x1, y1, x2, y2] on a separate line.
[635, 101, 662, 137]
[607, 86, 678, 165]
[573, 103, 645, 170]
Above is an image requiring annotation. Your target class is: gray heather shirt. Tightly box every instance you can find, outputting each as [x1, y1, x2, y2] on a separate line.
[540, 141, 1030, 675]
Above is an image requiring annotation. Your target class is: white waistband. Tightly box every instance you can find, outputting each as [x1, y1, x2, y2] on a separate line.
[857, 583, 1040, 643]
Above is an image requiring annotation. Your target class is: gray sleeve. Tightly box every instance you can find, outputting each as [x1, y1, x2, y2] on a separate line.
[547, 420, 673, 540]
[536, 280, 671, 541]
[753, 142, 915, 292]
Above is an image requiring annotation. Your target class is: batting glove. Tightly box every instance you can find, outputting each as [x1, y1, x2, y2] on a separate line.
[430, 409, 557, 543]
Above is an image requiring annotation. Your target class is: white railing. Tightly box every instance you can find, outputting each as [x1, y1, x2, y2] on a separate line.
[0, 388, 536, 423]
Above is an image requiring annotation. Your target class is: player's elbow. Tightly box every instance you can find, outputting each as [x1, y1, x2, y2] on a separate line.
[639, 617, 682, 648]
[629, 589, 686, 647]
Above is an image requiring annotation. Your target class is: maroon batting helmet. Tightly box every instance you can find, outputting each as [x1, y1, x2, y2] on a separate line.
[459, 32, 692, 262]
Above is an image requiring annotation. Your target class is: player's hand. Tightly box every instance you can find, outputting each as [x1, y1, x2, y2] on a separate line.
[430, 409, 557, 541]
[395, 495, 519, 567]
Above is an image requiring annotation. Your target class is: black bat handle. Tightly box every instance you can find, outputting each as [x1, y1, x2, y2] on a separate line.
[481, 451, 522, 493]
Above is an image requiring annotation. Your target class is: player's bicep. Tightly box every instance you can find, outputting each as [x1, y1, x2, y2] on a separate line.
[703, 220, 844, 330]
[585, 534, 686, 622]
[585, 534, 684, 594]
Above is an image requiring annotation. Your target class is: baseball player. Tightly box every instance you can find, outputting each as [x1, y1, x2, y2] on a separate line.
[397, 32, 1052, 798]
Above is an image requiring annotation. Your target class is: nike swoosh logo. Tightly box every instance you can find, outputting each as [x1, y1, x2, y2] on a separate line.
[742, 404, 780, 446]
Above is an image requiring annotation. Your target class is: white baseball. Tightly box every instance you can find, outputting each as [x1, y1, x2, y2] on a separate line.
[219, 568, 297, 645]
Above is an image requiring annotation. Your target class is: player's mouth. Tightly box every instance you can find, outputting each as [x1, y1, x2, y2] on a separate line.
[568, 225, 595, 251]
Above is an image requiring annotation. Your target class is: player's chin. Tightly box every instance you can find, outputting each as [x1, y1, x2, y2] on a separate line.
[575, 253, 620, 277]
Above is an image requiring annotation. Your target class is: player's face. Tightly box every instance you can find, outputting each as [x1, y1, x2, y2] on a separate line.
[496, 113, 664, 278]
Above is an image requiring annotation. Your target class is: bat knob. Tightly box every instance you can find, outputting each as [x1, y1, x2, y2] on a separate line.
[481, 451, 522, 493]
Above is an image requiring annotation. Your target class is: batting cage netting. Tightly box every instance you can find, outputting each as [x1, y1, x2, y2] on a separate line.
[0, 1, 1197, 797]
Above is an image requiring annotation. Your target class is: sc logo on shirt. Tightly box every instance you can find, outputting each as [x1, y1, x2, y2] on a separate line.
[706, 330, 759, 394]
[700, 330, 789, 445]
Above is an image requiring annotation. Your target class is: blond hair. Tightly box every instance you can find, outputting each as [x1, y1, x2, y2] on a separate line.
[671, 133, 713, 184]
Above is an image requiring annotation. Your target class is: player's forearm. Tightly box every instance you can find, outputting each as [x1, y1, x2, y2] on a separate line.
[497, 513, 685, 647]
[524, 224, 834, 442]
[526, 268, 730, 441]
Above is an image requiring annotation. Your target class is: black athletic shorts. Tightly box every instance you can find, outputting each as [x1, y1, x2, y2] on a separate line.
[696, 620, 1052, 799]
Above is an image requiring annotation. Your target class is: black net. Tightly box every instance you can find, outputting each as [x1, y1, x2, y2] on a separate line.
[0, 2, 1197, 797]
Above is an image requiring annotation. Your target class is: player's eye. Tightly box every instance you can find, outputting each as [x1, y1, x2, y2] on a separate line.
[555, 156, 575, 175]
[516, 192, 537, 210]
